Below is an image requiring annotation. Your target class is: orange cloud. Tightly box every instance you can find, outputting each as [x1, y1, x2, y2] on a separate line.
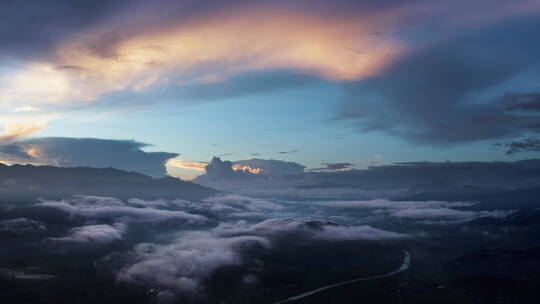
[232, 164, 264, 174]
[0, 123, 44, 143]
[0, 6, 409, 106]
[166, 159, 208, 172]
[2, 1, 539, 109]
[24, 144, 48, 160]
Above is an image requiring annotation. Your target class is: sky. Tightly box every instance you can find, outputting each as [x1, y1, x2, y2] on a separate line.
[1, 0, 540, 179]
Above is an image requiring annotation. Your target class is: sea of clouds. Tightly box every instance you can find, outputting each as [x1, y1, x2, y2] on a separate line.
[0, 190, 517, 301]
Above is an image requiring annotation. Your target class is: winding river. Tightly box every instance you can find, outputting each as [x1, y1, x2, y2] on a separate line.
[272, 250, 411, 304]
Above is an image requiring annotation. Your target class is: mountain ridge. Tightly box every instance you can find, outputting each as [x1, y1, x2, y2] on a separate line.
[0, 163, 217, 202]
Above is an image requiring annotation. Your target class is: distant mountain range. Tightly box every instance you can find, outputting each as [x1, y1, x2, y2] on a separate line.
[398, 184, 540, 210]
[0, 163, 217, 203]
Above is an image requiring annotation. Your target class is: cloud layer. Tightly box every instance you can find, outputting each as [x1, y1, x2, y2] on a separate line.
[38, 195, 207, 225]
[0, 137, 177, 177]
[214, 218, 409, 241]
[340, 16, 540, 144]
[0, 182, 523, 301]
[315, 199, 516, 224]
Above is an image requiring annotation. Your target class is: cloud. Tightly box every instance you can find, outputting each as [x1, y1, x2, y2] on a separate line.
[278, 150, 299, 154]
[314, 223, 408, 240]
[0, 137, 177, 177]
[0, 268, 57, 281]
[202, 194, 283, 212]
[390, 208, 516, 224]
[0, 218, 47, 234]
[308, 159, 540, 190]
[14, 105, 40, 112]
[194, 159, 540, 202]
[2, 0, 535, 63]
[315, 198, 516, 224]
[49, 223, 127, 244]
[117, 231, 270, 297]
[497, 137, 540, 154]
[198, 157, 238, 180]
[309, 162, 353, 172]
[0, 1, 409, 108]
[339, 16, 540, 144]
[116, 215, 407, 299]
[366, 154, 383, 167]
[126, 194, 283, 219]
[0, 123, 43, 143]
[314, 199, 474, 210]
[233, 158, 306, 178]
[38, 195, 207, 225]
[166, 159, 208, 172]
[0, 144, 31, 164]
[0, 0, 136, 60]
[194, 157, 307, 184]
[163, 71, 320, 103]
[214, 218, 408, 241]
[0, 111, 58, 148]
[501, 92, 540, 112]
[0, 0, 538, 133]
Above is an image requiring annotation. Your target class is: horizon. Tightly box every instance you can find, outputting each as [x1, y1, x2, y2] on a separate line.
[1, 1, 540, 303]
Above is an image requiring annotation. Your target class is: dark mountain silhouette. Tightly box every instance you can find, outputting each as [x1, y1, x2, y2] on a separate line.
[398, 184, 540, 210]
[0, 163, 217, 203]
[307, 159, 540, 190]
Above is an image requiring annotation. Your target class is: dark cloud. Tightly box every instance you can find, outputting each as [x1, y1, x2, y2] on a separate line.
[0, 137, 177, 177]
[310, 162, 353, 171]
[0, 218, 47, 234]
[195, 157, 306, 184]
[0, 0, 407, 61]
[497, 137, 540, 155]
[278, 150, 299, 154]
[309, 159, 540, 189]
[0, 0, 139, 60]
[2, 0, 537, 119]
[501, 92, 540, 112]
[201, 157, 238, 180]
[0, 143, 29, 160]
[339, 16, 540, 144]
[1, 0, 514, 63]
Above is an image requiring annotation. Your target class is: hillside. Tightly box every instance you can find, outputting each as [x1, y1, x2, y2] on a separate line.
[0, 163, 217, 203]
